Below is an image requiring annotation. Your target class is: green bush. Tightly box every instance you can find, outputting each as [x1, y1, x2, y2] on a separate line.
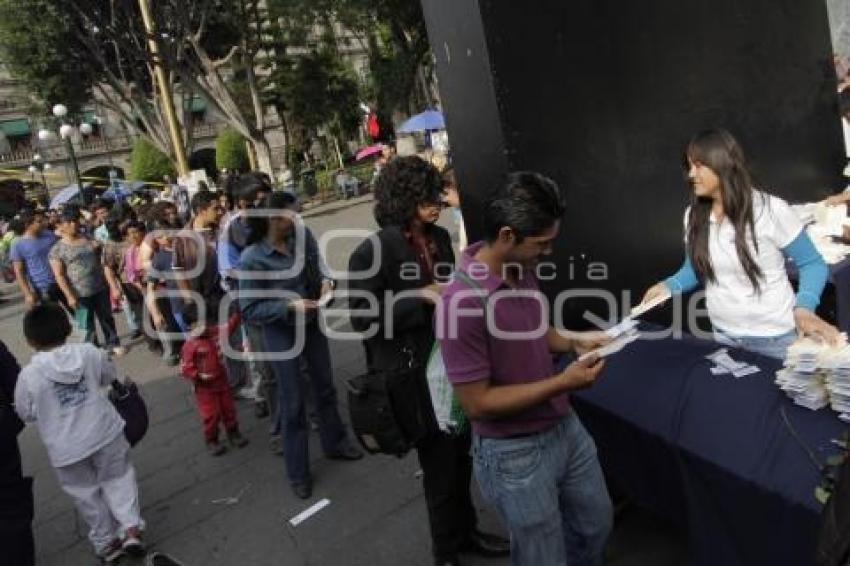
[348, 162, 374, 186]
[128, 138, 174, 182]
[315, 168, 334, 194]
[215, 128, 249, 172]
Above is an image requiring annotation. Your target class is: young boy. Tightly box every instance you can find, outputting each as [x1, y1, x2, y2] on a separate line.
[180, 309, 249, 455]
[14, 303, 145, 564]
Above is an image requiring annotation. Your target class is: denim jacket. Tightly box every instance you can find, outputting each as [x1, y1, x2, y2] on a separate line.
[237, 228, 327, 325]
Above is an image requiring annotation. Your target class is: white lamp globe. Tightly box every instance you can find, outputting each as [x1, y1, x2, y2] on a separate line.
[43, 163, 51, 170]
[28, 165, 37, 174]
[33, 153, 41, 161]
[37, 129, 51, 141]
[52, 104, 68, 118]
[79, 123, 93, 135]
[59, 124, 74, 139]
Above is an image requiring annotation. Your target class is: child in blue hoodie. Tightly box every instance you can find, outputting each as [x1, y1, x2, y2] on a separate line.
[14, 303, 145, 564]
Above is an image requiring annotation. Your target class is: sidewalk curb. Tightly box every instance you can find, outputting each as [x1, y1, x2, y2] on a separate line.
[301, 194, 373, 218]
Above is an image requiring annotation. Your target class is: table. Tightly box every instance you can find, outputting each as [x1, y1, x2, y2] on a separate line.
[569, 329, 847, 566]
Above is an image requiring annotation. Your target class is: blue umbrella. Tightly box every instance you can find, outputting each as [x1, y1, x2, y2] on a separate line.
[102, 184, 132, 202]
[397, 109, 445, 133]
[50, 184, 89, 209]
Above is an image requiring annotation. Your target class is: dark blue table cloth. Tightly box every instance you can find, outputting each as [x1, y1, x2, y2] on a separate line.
[570, 330, 847, 566]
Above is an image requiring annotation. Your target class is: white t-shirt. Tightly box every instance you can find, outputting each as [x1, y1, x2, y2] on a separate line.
[686, 191, 803, 337]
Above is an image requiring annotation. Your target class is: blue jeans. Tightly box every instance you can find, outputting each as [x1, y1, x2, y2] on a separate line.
[713, 328, 796, 360]
[472, 411, 613, 566]
[264, 321, 348, 485]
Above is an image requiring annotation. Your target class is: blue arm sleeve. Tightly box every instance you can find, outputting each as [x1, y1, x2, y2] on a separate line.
[783, 230, 828, 312]
[663, 256, 700, 294]
[237, 257, 290, 325]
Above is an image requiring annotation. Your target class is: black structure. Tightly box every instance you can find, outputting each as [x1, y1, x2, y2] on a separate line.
[422, 0, 846, 328]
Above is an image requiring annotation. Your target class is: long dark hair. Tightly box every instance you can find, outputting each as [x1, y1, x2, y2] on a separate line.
[685, 128, 763, 292]
[245, 191, 299, 246]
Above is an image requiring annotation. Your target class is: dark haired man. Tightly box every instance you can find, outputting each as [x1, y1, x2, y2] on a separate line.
[10, 209, 61, 310]
[92, 199, 112, 243]
[172, 191, 224, 328]
[217, 174, 278, 423]
[437, 172, 613, 566]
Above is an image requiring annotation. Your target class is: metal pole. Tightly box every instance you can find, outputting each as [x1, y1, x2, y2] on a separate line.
[64, 135, 85, 205]
[138, 0, 189, 176]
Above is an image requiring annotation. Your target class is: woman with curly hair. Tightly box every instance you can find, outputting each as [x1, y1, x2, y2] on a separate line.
[349, 156, 509, 566]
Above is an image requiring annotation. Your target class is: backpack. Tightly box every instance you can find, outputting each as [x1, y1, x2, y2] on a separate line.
[346, 349, 432, 457]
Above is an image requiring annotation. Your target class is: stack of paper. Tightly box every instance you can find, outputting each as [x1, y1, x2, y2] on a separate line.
[813, 202, 848, 236]
[796, 200, 850, 264]
[817, 338, 850, 421]
[776, 339, 830, 410]
[705, 348, 761, 378]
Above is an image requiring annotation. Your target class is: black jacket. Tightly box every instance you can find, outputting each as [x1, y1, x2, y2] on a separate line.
[0, 340, 22, 482]
[348, 224, 455, 371]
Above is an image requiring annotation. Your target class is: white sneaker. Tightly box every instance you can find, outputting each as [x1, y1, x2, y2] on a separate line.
[110, 346, 127, 358]
[121, 526, 145, 557]
[235, 387, 259, 401]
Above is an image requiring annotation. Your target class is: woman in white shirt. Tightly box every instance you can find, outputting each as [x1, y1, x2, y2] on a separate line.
[641, 128, 839, 359]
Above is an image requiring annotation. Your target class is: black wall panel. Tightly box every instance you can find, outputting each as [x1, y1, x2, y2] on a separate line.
[422, 0, 846, 327]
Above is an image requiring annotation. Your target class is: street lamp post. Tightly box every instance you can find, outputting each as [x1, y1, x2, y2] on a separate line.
[28, 153, 51, 190]
[38, 104, 90, 206]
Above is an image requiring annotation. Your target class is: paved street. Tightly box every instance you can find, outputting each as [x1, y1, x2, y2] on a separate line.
[6, 197, 689, 565]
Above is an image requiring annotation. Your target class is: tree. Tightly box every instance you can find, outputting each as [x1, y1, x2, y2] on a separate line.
[129, 138, 174, 182]
[268, 0, 435, 127]
[0, 1, 91, 116]
[0, 0, 280, 176]
[215, 128, 250, 172]
[0, 0, 179, 159]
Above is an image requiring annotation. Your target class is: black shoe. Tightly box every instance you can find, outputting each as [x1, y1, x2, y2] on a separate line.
[206, 439, 227, 456]
[129, 329, 143, 340]
[269, 435, 284, 456]
[227, 429, 249, 448]
[327, 443, 363, 461]
[291, 480, 312, 499]
[461, 530, 510, 558]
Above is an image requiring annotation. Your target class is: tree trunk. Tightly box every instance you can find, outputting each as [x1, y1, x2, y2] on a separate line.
[252, 136, 274, 178]
[279, 110, 291, 168]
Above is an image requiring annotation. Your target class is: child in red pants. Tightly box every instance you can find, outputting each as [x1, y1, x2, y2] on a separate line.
[180, 311, 249, 455]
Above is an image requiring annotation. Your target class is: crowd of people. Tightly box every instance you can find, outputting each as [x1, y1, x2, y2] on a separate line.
[0, 171, 371, 564]
[0, 125, 846, 566]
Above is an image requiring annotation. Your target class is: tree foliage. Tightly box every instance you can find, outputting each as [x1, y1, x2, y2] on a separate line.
[129, 138, 174, 182]
[215, 128, 250, 172]
[0, 0, 92, 115]
[268, 0, 434, 127]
